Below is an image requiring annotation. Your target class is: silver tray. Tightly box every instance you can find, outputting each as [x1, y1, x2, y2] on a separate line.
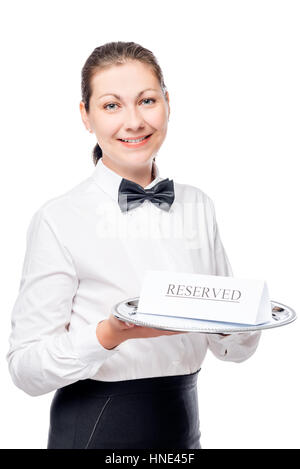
[112, 298, 297, 334]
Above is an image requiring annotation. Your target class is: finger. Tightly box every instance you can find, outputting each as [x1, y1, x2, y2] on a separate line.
[125, 321, 135, 327]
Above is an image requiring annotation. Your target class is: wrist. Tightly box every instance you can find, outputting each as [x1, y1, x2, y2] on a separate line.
[96, 320, 123, 350]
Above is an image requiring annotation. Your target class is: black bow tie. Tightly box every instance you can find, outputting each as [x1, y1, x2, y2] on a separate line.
[118, 177, 175, 212]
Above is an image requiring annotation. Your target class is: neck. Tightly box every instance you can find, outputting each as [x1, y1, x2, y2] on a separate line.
[101, 156, 155, 188]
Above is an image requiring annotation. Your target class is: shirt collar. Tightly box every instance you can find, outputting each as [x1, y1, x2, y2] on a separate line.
[91, 158, 163, 202]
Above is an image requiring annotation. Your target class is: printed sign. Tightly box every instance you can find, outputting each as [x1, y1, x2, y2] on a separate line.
[137, 270, 272, 325]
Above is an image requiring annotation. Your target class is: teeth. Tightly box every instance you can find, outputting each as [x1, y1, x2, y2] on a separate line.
[121, 136, 148, 143]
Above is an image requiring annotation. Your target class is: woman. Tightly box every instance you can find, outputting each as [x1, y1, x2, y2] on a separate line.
[7, 41, 261, 449]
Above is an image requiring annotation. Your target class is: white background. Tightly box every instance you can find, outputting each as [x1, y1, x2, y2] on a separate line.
[0, 0, 299, 449]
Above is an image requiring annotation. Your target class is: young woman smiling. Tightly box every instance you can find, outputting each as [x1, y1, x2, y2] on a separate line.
[7, 41, 261, 449]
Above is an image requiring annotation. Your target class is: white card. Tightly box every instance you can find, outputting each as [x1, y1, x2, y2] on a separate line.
[137, 270, 272, 325]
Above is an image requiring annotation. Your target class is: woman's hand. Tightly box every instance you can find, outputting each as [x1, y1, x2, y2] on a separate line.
[96, 313, 188, 350]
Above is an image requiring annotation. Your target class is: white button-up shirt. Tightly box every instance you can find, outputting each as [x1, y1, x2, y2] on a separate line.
[7, 158, 261, 396]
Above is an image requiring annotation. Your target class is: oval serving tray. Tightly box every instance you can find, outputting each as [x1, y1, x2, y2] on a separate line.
[112, 298, 297, 334]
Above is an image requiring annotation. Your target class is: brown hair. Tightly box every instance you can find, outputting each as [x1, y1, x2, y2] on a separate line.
[81, 41, 168, 166]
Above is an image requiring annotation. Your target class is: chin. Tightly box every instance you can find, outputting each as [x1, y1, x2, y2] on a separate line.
[122, 153, 153, 165]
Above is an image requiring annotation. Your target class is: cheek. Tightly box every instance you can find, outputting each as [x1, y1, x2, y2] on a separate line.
[146, 107, 168, 130]
[94, 119, 120, 139]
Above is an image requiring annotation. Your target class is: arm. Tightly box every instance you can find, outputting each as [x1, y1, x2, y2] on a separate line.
[6, 209, 120, 397]
[205, 199, 261, 362]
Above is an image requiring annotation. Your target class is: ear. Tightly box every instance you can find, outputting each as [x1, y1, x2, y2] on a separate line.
[79, 101, 92, 133]
[165, 91, 170, 120]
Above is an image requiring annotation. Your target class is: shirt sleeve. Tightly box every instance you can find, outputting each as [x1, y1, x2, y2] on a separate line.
[6, 208, 120, 397]
[205, 198, 261, 363]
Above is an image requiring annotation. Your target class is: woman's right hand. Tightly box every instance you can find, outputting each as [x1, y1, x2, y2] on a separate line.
[96, 313, 187, 350]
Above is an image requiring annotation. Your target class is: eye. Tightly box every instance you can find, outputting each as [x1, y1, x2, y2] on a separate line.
[103, 103, 118, 111]
[141, 98, 156, 105]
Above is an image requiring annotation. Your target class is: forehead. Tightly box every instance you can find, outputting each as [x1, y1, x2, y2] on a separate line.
[90, 61, 160, 98]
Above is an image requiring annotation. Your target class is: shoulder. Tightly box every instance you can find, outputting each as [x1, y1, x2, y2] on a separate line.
[174, 180, 215, 211]
[28, 176, 94, 227]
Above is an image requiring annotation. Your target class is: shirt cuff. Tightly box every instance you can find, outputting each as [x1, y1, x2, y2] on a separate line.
[69, 322, 121, 365]
[206, 331, 261, 362]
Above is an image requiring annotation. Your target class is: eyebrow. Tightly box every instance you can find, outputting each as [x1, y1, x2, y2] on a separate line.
[97, 88, 160, 101]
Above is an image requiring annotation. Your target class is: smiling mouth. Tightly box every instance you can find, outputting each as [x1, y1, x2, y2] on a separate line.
[117, 134, 152, 143]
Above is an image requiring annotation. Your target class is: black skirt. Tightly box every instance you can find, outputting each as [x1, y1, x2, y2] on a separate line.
[47, 368, 201, 449]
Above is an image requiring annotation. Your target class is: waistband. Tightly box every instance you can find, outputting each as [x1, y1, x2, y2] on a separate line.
[64, 368, 201, 397]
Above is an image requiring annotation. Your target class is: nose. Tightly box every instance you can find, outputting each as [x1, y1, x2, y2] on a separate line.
[123, 105, 145, 132]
